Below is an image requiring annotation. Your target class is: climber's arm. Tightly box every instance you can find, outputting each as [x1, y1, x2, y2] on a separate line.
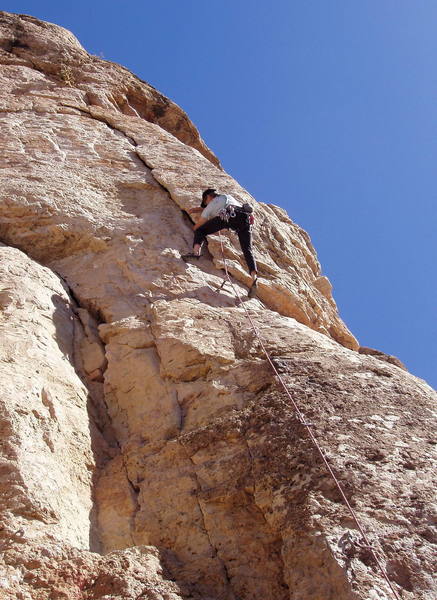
[193, 217, 208, 230]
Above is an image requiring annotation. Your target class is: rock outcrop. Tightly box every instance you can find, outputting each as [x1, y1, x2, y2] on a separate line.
[0, 11, 435, 600]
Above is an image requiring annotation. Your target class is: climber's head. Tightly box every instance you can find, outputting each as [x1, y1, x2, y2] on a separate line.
[201, 188, 217, 208]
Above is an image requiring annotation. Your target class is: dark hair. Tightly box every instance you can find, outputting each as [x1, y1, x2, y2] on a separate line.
[201, 188, 217, 208]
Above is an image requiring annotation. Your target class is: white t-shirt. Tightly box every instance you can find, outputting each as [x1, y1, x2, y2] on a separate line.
[201, 194, 241, 220]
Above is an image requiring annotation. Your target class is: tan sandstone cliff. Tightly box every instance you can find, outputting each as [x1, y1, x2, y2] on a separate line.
[0, 12, 435, 600]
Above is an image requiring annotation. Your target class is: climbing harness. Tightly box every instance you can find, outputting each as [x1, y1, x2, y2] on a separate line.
[218, 202, 254, 223]
[216, 231, 402, 600]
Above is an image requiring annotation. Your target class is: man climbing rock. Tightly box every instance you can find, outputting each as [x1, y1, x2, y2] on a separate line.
[182, 188, 258, 297]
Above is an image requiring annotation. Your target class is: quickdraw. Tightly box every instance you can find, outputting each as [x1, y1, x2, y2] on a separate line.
[218, 205, 237, 222]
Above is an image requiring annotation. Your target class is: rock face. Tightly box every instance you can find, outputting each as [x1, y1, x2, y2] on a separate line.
[0, 11, 435, 600]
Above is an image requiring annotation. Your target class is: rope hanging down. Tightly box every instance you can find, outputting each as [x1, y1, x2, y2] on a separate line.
[217, 232, 401, 600]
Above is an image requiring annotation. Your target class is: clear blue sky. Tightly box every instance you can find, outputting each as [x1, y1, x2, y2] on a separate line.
[5, 1, 436, 388]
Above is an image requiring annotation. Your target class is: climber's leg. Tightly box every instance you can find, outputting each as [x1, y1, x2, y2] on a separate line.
[182, 217, 227, 260]
[231, 215, 257, 297]
[236, 223, 257, 276]
[193, 217, 226, 247]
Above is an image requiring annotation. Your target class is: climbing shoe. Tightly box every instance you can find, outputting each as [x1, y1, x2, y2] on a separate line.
[248, 278, 258, 298]
[182, 252, 201, 261]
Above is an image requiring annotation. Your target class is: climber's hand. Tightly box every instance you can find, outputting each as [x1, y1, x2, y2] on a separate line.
[193, 217, 207, 231]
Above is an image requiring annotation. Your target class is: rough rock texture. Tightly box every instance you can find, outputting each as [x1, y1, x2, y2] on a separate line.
[358, 346, 406, 371]
[0, 12, 219, 167]
[0, 244, 101, 550]
[0, 10, 357, 351]
[0, 11, 436, 600]
[0, 542, 187, 600]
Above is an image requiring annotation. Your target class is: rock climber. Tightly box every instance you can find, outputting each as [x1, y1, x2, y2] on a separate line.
[182, 188, 258, 297]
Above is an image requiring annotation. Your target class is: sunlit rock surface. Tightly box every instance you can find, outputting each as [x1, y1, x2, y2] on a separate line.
[0, 11, 435, 600]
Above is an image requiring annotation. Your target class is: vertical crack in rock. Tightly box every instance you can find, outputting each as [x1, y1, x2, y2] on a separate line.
[1, 14, 436, 598]
[24, 258, 142, 554]
[179, 438, 237, 600]
[174, 389, 185, 433]
[243, 436, 290, 596]
[119, 452, 140, 548]
[0, 243, 109, 552]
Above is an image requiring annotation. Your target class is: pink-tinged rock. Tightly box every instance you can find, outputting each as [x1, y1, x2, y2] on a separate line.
[0, 11, 435, 600]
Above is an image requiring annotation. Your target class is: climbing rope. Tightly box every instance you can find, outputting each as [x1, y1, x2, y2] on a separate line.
[217, 232, 402, 600]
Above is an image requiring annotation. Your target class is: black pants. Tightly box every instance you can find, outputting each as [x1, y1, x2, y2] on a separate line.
[193, 211, 257, 274]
